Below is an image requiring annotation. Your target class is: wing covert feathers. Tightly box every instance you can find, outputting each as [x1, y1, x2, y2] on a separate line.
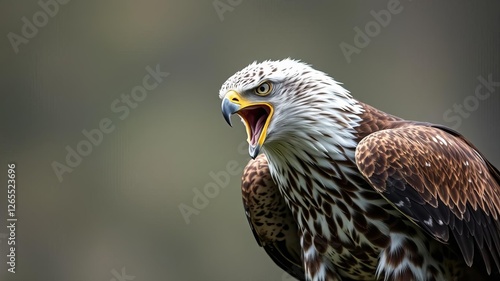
[242, 154, 305, 280]
[355, 124, 500, 274]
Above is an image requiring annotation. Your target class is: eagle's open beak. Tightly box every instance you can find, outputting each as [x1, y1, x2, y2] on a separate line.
[221, 90, 273, 159]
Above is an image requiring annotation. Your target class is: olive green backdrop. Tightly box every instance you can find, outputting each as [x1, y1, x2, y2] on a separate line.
[1, 1, 499, 280]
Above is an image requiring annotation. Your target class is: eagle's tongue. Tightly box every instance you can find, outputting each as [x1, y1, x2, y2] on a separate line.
[251, 115, 266, 146]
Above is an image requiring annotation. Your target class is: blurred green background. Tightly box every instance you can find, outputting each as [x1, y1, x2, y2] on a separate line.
[1, 1, 499, 280]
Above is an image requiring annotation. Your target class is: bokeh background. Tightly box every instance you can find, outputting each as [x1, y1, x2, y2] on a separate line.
[1, 1, 499, 280]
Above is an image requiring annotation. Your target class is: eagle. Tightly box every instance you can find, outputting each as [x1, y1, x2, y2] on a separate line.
[219, 59, 500, 281]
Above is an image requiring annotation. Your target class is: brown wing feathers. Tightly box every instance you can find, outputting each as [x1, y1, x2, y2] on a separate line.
[242, 154, 305, 281]
[355, 124, 500, 274]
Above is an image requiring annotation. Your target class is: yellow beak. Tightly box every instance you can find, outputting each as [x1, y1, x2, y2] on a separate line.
[221, 90, 273, 159]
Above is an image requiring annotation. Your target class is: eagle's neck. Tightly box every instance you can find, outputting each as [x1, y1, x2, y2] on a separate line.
[262, 100, 403, 226]
[262, 96, 364, 204]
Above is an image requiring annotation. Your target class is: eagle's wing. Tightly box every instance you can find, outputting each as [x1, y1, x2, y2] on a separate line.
[242, 154, 305, 281]
[355, 124, 500, 274]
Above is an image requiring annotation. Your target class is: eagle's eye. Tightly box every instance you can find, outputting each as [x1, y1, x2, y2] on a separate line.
[255, 81, 272, 96]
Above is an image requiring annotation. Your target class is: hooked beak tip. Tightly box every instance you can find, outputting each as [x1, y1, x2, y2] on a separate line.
[221, 98, 240, 127]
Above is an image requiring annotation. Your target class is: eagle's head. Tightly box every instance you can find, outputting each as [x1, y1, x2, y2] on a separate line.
[219, 59, 364, 159]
